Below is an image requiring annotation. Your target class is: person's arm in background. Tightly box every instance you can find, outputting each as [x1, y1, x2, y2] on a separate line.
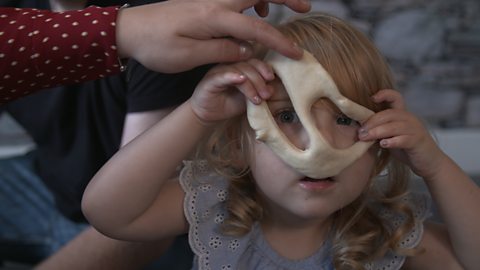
[35, 110, 178, 270]
[35, 59, 209, 269]
[0, 0, 309, 105]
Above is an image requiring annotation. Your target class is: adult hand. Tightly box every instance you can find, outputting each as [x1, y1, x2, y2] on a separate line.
[116, 0, 311, 73]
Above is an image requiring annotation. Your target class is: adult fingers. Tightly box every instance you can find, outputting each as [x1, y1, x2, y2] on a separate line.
[372, 89, 405, 110]
[226, 0, 311, 14]
[211, 11, 303, 59]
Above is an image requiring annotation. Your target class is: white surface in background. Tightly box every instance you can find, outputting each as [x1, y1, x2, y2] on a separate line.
[431, 128, 480, 175]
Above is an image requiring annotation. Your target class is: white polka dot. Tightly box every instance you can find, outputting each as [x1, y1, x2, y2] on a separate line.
[72, 44, 79, 49]
[104, 52, 110, 56]
[24, 68, 29, 73]
[42, 37, 49, 43]
[111, 45, 117, 50]
[62, 77, 69, 80]
[51, 76, 56, 80]
[57, 66, 63, 70]
[22, 12, 29, 15]
[81, 31, 88, 36]
[92, 19, 98, 24]
[45, 18, 52, 22]
[110, 22, 116, 26]
[17, 80, 23, 84]
[81, 75, 87, 79]
[4, 75, 10, 79]
[30, 83, 36, 87]
[9, 20, 16, 24]
[18, 25, 26, 30]
[65, 14, 71, 18]
[0, 32, 3, 35]
[64, 56, 70, 60]
[45, 60, 51, 64]
[106, 69, 111, 73]
[11, 61, 17, 66]
[88, 66, 94, 69]
[36, 73, 44, 77]
[83, 54, 90, 58]
[72, 21, 79, 26]
[31, 53, 40, 59]
[91, 43, 98, 47]
[96, 58, 103, 62]
[62, 33, 68, 38]
[76, 64, 83, 67]
[37, 14, 44, 17]
[100, 31, 107, 36]
[30, 16, 36, 19]
[0, 14, 7, 18]
[19, 47, 26, 52]
[33, 30, 39, 35]
[102, 12, 109, 15]
[7, 39, 14, 44]
[52, 46, 59, 51]
[0, 53, 4, 58]
[84, 13, 91, 16]
[10, 89, 16, 92]
[70, 70, 76, 73]
[53, 23, 59, 28]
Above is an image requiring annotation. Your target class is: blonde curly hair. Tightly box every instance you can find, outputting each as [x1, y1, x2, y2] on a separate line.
[198, 12, 419, 270]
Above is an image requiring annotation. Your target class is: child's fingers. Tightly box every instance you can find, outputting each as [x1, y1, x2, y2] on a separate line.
[378, 135, 414, 149]
[372, 89, 405, 110]
[246, 58, 275, 82]
[205, 69, 247, 90]
[359, 120, 411, 142]
[358, 109, 410, 139]
[232, 61, 271, 102]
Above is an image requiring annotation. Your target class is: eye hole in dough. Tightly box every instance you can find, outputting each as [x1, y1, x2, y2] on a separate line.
[246, 50, 375, 179]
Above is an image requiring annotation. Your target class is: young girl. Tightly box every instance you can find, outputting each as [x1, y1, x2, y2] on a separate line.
[82, 13, 479, 269]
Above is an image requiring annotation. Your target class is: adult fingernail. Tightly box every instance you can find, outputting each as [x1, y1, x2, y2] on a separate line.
[239, 43, 253, 58]
[293, 42, 303, 57]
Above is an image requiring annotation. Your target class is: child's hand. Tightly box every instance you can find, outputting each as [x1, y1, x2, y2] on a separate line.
[190, 59, 274, 125]
[358, 89, 446, 180]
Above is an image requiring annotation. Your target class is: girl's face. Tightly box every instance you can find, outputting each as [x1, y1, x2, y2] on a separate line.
[249, 78, 375, 224]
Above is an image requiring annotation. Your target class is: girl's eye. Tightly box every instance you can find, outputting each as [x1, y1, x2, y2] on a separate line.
[275, 109, 299, 124]
[336, 114, 354, 126]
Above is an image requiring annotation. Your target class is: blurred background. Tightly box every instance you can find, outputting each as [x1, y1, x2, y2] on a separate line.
[1, 0, 479, 177]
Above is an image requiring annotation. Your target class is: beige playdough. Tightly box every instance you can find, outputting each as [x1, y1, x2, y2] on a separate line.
[246, 50, 375, 179]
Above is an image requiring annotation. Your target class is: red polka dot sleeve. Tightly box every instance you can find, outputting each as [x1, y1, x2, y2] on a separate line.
[0, 6, 124, 105]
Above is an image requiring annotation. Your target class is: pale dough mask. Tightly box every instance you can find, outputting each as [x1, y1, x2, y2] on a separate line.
[246, 50, 375, 179]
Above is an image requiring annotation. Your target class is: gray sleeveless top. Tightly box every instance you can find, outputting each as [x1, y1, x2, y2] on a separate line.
[179, 160, 430, 270]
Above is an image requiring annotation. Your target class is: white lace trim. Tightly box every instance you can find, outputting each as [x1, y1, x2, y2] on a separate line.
[180, 160, 430, 270]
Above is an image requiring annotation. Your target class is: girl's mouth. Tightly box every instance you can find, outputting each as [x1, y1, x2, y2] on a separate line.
[298, 176, 335, 191]
[300, 177, 334, 182]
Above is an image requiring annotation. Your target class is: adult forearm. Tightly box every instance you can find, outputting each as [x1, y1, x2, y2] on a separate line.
[0, 6, 122, 104]
[35, 227, 174, 270]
